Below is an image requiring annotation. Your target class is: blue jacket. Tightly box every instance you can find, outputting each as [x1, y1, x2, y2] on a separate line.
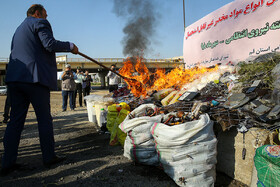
[6, 16, 72, 90]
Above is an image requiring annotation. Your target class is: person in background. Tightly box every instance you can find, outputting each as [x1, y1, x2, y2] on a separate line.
[107, 64, 119, 93]
[61, 64, 76, 111]
[1, 4, 79, 176]
[82, 70, 92, 106]
[73, 66, 84, 108]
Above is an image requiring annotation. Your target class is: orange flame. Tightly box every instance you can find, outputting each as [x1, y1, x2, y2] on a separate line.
[119, 57, 218, 97]
[119, 57, 149, 97]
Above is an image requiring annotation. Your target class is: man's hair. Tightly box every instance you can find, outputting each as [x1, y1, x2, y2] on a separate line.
[27, 4, 44, 17]
[111, 64, 116, 67]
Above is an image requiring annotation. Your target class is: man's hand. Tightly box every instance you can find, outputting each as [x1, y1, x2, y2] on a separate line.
[71, 44, 79, 54]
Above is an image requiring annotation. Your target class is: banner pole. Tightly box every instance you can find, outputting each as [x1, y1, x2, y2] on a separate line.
[183, 0, 186, 30]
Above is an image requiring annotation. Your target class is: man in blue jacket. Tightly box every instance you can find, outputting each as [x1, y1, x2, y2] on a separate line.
[1, 4, 79, 175]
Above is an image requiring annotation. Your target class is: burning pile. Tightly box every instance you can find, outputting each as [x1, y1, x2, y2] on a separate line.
[119, 57, 219, 98]
[89, 52, 280, 186]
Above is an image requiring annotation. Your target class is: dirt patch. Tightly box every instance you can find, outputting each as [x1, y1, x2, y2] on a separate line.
[0, 90, 245, 186]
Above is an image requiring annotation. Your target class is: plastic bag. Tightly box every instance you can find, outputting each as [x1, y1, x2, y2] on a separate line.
[119, 102, 130, 111]
[120, 105, 163, 166]
[123, 136, 159, 165]
[109, 108, 130, 146]
[151, 115, 212, 146]
[150, 114, 217, 187]
[85, 95, 114, 127]
[254, 145, 280, 187]
[106, 105, 119, 133]
[120, 115, 163, 133]
[124, 134, 159, 166]
[123, 103, 157, 119]
[85, 100, 97, 123]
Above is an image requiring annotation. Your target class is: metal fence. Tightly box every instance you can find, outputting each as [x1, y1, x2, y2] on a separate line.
[0, 58, 9, 62]
[64, 58, 184, 63]
[0, 57, 184, 63]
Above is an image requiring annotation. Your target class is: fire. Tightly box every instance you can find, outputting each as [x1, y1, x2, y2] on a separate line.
[119, 57, 218, 97]
[119, 57, 149, 97]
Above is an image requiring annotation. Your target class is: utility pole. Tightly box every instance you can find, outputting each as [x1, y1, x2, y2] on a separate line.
[183, 0, 186, 30]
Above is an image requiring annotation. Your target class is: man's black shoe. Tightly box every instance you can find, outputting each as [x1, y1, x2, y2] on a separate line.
[62, 109, 66, 112]
[43, 155, 66, 168]
[0, 163, 22, 177]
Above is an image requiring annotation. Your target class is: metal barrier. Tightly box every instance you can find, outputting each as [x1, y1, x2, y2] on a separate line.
[0, 57, 184, 69]
[1, 57, 184, 63]
[0, 58, 9, 62]
[65, 57, 184, 63]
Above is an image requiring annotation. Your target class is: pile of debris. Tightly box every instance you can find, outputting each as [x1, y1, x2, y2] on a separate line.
[87, 52, 280, 186]
[115, 53, 280, 134]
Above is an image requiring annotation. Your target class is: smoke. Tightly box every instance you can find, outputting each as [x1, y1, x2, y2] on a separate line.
[113, 0, 159, 57]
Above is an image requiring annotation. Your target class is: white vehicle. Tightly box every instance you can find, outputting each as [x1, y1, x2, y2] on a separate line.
[0, 85, 7, 95]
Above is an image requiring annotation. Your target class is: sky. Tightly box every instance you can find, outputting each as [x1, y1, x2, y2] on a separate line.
[0, 0, 234, 59]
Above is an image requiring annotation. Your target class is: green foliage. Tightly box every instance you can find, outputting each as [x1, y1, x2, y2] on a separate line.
[237, 54, 280, 89]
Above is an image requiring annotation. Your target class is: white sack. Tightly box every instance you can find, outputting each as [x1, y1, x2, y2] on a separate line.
[120, 115, 162, 133]
[123, 103, 158, 120]
[123, 136, 159, 166]
[151, 114, 217, 187]
[121, 105, 163, 166]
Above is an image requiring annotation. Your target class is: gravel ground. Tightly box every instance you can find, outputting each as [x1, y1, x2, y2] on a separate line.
[0, 89, 245, 187]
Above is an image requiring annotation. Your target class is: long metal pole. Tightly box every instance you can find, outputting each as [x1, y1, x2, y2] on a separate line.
[183, 0, 186, 30]
[77, 52, 127, 79]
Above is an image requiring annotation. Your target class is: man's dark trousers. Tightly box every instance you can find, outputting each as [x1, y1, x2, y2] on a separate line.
[73, 83, 82, 107]
[2, 82, 55, 168]
[83, 86, 90, 106]
[62, 90, 74, 110]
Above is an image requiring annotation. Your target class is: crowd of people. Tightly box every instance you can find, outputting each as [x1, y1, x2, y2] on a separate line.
[60, 65, 93, 111]
[60, 63, 119, 111]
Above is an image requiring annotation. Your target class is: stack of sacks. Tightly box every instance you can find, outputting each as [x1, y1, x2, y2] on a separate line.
[151, 114, 217, 187]
[120, 104, 163, 166]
